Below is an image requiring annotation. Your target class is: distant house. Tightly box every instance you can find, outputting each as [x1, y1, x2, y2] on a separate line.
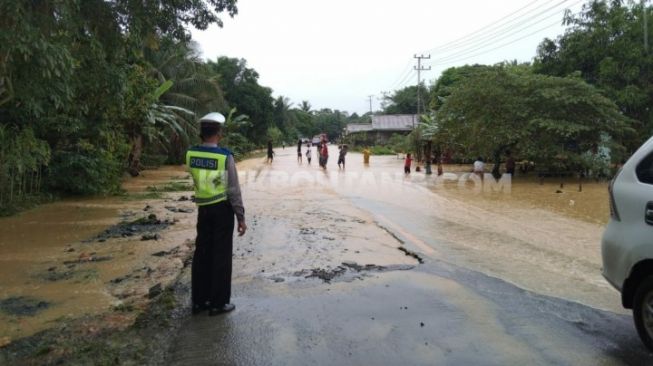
[345, 114, 417, 144]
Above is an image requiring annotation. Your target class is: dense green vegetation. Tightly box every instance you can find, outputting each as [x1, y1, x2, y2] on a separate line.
[2, 0, 649, 213]
[0, 0, 356, 215]
[377, 0, 649, 178]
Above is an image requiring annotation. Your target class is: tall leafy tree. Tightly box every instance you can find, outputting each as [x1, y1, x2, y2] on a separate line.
[208, 57, 274, 144]
[383, 84, 429, 115]
[0, 0, 239, 203]
[534, 0, 653, 148]
[437, 66, 633, 177]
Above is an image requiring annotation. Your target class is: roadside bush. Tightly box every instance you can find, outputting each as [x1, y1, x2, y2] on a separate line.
[370, 146, 395, 155]
[221, 132, 256, 160]
[0, 126, 51, 215]
[47, 142, 125, 195]
[387, 133, 410, 153]
[140, 153, 168, 168]
[266, 126, 283, 146]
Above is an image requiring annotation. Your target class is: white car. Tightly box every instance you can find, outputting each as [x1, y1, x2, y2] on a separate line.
[602, 135, 653, 350]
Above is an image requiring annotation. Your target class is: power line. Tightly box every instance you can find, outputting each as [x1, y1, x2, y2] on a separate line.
[431, 19, 570, 66]
[422, 0, 548, 55]
[388, 59, 414, 88]
[388, 61, 415, 90]
[428, 0, 572, 63]
[428, 0, 579, 65]
[394, 67, 416, 90]
[386, 0, 583, 94]
[389, 1, 560, 92]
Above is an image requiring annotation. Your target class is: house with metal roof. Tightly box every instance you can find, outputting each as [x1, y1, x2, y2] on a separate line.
[345, 114, 417, 144]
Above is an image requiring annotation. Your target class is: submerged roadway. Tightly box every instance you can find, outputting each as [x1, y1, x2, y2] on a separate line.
[166, 146, 653, 365]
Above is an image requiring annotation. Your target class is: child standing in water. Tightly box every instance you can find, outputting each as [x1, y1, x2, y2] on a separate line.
[306, 144, 312, 165]
[337, 144, 348, 169]
[404, 153, 412, 174]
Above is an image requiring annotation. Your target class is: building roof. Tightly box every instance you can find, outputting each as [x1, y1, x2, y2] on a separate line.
[346, 123, 374, 133]
[346, 115, 417, 134]
[371, 115, 417, 131]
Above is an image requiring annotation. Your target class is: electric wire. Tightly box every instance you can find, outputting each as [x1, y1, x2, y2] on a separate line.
[431, 18, 571, 66]
[385, 0, 583, 93]
[428, 0, 581, 65]
[421, 0, 548, 54]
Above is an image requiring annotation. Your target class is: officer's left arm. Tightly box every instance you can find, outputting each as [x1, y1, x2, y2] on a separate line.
[226, 155, 245, 224]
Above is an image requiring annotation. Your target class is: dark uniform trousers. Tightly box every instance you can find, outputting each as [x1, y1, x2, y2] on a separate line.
[192, 201, 235, 307]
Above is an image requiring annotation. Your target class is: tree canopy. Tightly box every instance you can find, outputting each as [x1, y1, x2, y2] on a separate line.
[435, 65, 633, 175]
[533, 0, 653, 148]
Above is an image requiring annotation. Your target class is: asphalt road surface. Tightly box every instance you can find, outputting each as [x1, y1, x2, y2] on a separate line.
[165, 147, 653, 365]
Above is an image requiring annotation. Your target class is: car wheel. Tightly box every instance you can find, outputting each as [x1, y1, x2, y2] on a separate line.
[633, 275, 653, 351]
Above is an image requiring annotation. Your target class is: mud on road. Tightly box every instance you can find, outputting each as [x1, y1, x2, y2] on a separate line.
[2, 148, 651, 365]
[163, 148, 653, 366]
[0, 166, 201, 362]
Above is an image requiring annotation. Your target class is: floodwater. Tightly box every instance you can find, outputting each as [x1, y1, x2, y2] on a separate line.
[0, 145, 618, 344]
[0, 166, 195, 340]
[169, 146, 647, 366]
[252, 146, 618, 313]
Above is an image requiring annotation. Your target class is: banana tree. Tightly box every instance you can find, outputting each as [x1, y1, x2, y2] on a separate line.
[127, 80, 196, 176]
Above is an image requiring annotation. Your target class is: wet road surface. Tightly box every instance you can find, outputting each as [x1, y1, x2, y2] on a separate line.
[166, 146, 653, 365]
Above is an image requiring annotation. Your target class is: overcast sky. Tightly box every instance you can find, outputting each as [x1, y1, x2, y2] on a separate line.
[191, 0, 585, 115]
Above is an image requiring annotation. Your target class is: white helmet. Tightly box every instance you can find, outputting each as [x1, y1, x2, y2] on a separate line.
[199, 112, 226, 125]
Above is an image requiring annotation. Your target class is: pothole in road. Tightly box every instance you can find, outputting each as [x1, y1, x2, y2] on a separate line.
[291, 261, 415, 283]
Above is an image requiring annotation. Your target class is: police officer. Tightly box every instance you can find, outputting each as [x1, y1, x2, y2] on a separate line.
[186, 112, 246, 316]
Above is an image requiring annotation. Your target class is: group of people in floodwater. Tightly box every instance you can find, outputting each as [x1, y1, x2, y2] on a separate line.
[296, 138, 349, 170]
[266, 139, 517, 177]
[267, 137, 352, 170]
[402, 151, 516, 178]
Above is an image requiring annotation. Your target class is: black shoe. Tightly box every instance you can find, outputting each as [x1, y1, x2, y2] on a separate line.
[192, 303, 207, 315]
[208, 303, 235, 316]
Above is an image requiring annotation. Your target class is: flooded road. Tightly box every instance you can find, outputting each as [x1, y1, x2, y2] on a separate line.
[237, 146, 617, 313]
[3, 145, 647, 364]
[0, 166, 197, 341]
[167, 146, 652, 365]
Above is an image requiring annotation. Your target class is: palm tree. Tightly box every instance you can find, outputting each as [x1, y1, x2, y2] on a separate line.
[135, 39, 229, 167]
[299, 100, 312, 113]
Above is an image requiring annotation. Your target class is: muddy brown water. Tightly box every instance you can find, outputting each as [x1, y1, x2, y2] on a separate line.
[255, 147, 616, 312]
[0, 147, 618, 343]
[0, 166, 194, 341]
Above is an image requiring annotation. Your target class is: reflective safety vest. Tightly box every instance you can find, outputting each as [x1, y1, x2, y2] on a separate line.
[185, 146, 229, 206]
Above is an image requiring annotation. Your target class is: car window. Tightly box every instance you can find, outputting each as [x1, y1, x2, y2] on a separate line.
[636, 151, 653, 184]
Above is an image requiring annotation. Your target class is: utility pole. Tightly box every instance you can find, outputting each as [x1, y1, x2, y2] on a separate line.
[414, 54, 432, 174]
[413, 54, 431, 117]
[644, 0, 649, 53]
[367, 95, 374, 115]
